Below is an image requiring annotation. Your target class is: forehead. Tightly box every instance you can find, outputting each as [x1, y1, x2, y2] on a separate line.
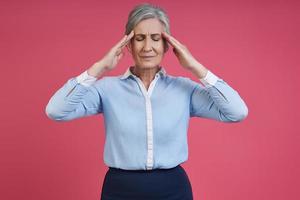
[134, 18, 165, 34]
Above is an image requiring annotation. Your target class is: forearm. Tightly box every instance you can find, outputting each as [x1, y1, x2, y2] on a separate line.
[189, 62, 209, 80]
[209, 79, 248, 122]
[87, 61, 109, 78]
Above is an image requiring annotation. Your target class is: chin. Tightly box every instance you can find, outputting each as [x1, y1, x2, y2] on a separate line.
[137, 62, 160, 69]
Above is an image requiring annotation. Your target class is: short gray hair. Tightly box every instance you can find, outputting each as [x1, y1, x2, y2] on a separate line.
[125, 3, 170, 51]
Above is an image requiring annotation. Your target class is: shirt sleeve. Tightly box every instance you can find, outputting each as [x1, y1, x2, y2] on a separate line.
[45, 72, 103, 121]
[190, 70, 248, 122]
[76, 70, 98, 87]
[199, 70, 219, 86]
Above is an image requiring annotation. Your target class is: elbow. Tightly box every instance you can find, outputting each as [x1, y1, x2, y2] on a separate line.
[222, 104, 248, 123]
[231, 104, 249, 122]
[236, 105, 248, 122]
[45, 103, 64, 121]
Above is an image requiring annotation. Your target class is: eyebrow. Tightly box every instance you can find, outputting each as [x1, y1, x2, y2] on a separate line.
[135, 33, 161, 37]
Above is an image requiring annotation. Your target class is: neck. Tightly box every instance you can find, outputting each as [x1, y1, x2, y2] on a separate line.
[131, 66, 161, 83]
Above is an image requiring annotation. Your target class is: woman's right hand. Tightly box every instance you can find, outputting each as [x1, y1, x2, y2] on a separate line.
[87, 30, 134, 78]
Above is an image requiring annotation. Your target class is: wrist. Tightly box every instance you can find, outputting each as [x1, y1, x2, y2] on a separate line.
[190, 63, 208, 79]
[87, 62, 108, 78]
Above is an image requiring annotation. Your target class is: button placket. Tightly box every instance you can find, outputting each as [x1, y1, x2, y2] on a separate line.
[133, 75, 159, 170]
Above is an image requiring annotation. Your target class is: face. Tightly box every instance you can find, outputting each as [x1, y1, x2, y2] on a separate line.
[128, 18, 166, 70]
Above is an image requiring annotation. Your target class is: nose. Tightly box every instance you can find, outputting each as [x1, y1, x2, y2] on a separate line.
[143, 37, 152, 52]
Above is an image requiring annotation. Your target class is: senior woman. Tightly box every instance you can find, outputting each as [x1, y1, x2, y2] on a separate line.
[45, 3, 248, 200]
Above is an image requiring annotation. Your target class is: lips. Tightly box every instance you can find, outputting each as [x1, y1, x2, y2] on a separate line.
[140, 56, 155, 59]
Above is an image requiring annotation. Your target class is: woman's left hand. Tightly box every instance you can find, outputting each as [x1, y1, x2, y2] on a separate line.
[162, 31, 208, 79]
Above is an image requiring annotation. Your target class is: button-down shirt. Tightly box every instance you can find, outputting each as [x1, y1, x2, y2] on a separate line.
[45, 66, 248, 170]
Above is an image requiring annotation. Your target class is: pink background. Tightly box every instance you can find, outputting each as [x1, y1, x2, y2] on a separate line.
[1, 0, 299, 199]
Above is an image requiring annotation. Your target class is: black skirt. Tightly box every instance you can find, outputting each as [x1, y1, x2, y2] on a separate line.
[100, 164, 193, 200]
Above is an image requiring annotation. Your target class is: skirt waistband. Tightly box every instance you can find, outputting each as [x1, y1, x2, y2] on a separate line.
[108, 164, 181, 173]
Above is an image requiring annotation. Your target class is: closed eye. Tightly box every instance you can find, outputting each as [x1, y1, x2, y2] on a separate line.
[134, 34, 161, 42]
[135, 38, 143, 41]
[135, 38, 160, 42]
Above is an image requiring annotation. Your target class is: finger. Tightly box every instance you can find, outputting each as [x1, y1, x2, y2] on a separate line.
[116, 35, 128, 48]
[115, 47, 123, 56]
[117, 51, 124, 61]
[110, 35, 127, 54]
[162, 32, 186, 57]
[113, 30, 133, 49]
[163, 31, 182, 46]
[127, 30, 134, 40]
[172, 47, 180, 57]
[119, 30, 134, 49]
[161, 31, 174, 46]
[167, 33, 183, 49]
[162, 31, 182, 51]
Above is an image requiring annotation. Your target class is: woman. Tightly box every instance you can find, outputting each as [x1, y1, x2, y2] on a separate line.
[45, 3, 248, 200]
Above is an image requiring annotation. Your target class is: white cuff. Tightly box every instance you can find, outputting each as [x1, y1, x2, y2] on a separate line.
[76, 70, 97, 87]
[200, 70, 219, 86]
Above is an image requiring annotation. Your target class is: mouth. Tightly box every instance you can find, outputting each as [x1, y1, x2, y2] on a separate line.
[140, 56, 155, 59]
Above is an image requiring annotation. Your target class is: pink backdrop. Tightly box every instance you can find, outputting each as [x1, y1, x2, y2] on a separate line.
[1, 0, 299, 199]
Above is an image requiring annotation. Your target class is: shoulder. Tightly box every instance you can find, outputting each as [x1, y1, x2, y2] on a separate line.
[86, 76, 120, 95]
[93, 76, 119, 87]
[169, 75, 201, 89]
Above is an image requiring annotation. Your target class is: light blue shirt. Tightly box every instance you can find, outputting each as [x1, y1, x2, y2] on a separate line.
[45, 66, 248, 170]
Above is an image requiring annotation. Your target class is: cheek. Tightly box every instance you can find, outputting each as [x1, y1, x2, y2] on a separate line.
[132, 45, 143, 56]
[156, 42, 165, 53]
[131, 46, 140, 58]
[132, 40, 142, 48]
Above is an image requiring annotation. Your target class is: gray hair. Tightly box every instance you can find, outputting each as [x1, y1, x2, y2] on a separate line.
[125, 3, 170, 52]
